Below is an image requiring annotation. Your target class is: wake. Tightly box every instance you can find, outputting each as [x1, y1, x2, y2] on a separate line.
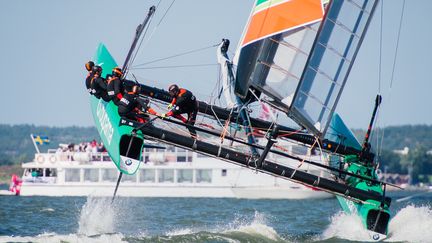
[321, 204, 432, 242]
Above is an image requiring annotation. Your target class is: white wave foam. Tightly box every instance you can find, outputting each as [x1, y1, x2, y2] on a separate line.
[0, 233, 126, 243]
[321, 211, 371, 241]
[161, 211, 282, 241]
[166, 228, 193, 236]
[387, 205, 432, 243]
[40, 207, 55, 212]
[78, 197, 117, 236]
[224, 211, 282, 241]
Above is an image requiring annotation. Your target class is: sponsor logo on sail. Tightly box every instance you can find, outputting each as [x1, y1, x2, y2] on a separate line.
[96, 101, 114, 145]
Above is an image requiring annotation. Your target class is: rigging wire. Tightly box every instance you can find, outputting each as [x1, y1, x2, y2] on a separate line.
[378, 0, 406, 164]
[132, 44, 219, 68]
[389, 0, 406, 89]
[126, 0, 175, 75]
[130, 63, 217, 70]
[126, 15, 154, 77]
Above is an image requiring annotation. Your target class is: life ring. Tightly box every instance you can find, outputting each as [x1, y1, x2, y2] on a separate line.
[49, 155, 57, 163]
[36, 155, 45, 164]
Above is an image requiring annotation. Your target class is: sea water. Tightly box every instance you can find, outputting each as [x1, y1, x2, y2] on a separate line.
[0, 191, 431, 242]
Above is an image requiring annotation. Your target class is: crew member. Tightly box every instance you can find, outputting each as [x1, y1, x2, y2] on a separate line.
[163, 84, 198, 137]
[90, 65, 109, 101]
[118, 84, 158, 123]
[85, 61, 95, 95]
[106, 67, 124, 105]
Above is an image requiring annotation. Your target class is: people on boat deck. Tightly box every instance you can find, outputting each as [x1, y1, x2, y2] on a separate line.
[163, 84, 198, 137]
[106, 67, 124, 105]
[118, 84, 158, 123]
[85, 61, 96, 95]
[89, 65, 110, 101]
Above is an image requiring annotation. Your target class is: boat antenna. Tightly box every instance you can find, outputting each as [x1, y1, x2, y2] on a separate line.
[360, 94, 382, 164]
[122, 6, 156, 78]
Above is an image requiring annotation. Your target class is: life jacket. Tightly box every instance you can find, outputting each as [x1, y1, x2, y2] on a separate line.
[91, 76, 107, 99]
[85, 72, 96, 95]
[170, 88, 197, 112]
[107, 76, 123, 100]
[118, 92, 138, 115]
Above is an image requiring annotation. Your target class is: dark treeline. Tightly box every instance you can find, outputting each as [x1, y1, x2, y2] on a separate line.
[353, 125, 432, 183]
[1, 124, 431, 182]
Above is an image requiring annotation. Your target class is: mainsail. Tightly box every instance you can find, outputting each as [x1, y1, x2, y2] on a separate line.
[290, 0, 379, 137]
[235, 0, 379, 138]
[234, 0, 324, 104]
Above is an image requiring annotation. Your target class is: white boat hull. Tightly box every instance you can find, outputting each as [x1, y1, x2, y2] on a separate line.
[18, 149, 334, 199]
[19, 183, 332, 199]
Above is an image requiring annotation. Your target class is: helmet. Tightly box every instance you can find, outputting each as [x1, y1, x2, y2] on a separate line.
[85, 61, 94, 71]
[92, 65, 102, 74]
[168, 84, 179, 97]
[112, 67, 123, 77]
[131, 85, 141, 94]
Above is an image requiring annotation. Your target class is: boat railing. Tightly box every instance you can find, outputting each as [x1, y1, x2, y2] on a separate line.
[33, 151, 112, 164]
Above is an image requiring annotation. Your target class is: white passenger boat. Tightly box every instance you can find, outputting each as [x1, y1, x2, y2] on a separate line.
[19, 145, 332, 199]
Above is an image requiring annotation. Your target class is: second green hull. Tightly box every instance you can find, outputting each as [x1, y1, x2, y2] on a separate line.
[90, 43, 144, 175]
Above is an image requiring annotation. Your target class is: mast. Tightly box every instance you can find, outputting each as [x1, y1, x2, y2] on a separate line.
[122, 6, 156, 76]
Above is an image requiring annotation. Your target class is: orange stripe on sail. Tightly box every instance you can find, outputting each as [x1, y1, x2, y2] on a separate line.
[242, 0, 323, 47]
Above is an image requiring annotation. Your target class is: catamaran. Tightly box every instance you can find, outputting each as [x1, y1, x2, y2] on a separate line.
[88, 0, 402, 241]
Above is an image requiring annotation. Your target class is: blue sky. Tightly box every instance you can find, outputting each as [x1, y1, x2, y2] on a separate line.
[0, 0, 431, 129]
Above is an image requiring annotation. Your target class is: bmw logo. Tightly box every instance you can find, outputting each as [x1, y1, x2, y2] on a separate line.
[125, 159, 133, 166]
[372, 234, 380, 241]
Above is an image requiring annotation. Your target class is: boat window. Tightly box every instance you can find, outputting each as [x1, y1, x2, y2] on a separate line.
[121, 173, 136, 183]
[197, 153, 207, 158]
[167, 146, 175, 152]
[65, 169, 81, 182]
[84, 169, 99, 182]
[187, 156, 192, 162]
[158, 169, 174, 183]
[177, 169, 193, 183]
[140, 169, 155, 183]
[177, 148, 186, 153]
[102, 154, 111, 162]
[45, 168, 57, 177]
[196, 169, 212, 183]
[101, 169, 118, 182]
[221, 169, 227, 177]
[177, 156, 186, 162]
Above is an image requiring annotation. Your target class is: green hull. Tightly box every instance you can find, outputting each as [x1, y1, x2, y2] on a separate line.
[328, 114, 390, 236]
[336, 158, 390, 235]
[89, 43, 144, 175]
